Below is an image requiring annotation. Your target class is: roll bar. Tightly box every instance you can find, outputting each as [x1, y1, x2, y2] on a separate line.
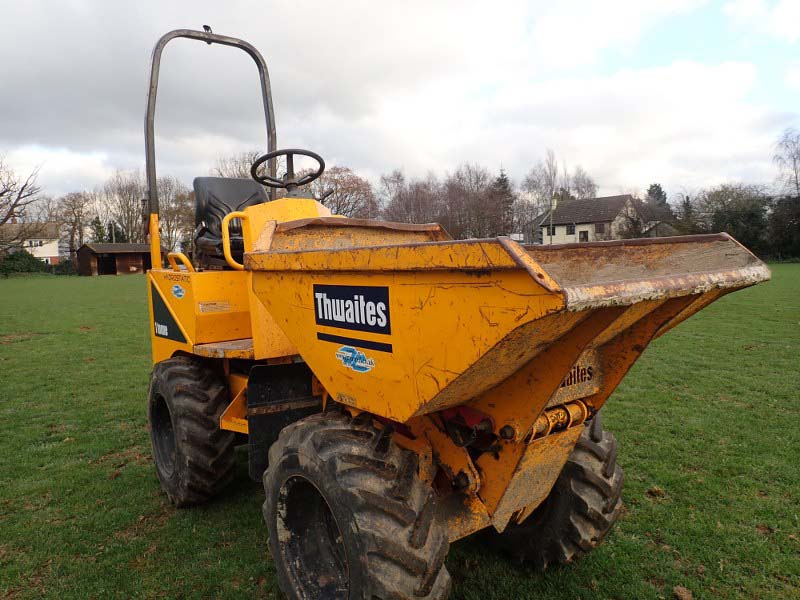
[144, 28, 277, 216]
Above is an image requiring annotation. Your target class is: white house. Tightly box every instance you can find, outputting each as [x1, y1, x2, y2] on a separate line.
[539, 194, 641, 245]
[0, 223, 61, 264]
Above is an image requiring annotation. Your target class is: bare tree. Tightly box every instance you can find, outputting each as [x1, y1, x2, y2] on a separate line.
[214, 150, 291, 200]
[307, 166, 378, 218]
[774, 128, 800, 196]
[382, 170, 444, 226]
[523, 150, 566, 244]
[59, 192, 93, 258]
[523, 151, 598, 206]
[418, 163, 495, 239]
[570, 165, 598, 199]
[0, 158, 43, 252]
[157, 176, 193, 252]
[523, 149, 560, 216]
[32, 196, 60, 222]
[379, 170, 407, 212]
[213, 150, 262, 179]
[104, 170, 145, 243]
[512, 191, 541, 240]
[380, 164, 516, 239]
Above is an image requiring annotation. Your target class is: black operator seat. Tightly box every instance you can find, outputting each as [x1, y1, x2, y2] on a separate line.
[193, 177, 268, 263]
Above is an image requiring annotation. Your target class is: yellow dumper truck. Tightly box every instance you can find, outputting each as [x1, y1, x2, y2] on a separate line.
[143, 29, 771, 600]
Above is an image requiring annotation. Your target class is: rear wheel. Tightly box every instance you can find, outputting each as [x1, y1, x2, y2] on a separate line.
[263, 412, 451, 600]
[147, 356, 236, 507]
[485, 413, 623, 568]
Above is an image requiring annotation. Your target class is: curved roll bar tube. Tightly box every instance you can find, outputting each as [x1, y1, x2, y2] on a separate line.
[143, 28, 277, 266]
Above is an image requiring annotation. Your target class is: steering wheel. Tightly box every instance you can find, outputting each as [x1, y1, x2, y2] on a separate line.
[250, 148, 325, 191]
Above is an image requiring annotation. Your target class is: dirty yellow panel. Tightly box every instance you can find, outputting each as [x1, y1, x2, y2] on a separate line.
[247, 272, 299, 360]
[148, 269, 252, 361]
[488, 426, 583, 532]
[250, 265, 563, 423]
[147, 273, 193, 364]
[242, 198, 332, 252]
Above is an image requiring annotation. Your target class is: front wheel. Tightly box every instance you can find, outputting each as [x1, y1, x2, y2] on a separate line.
[485, 413, 624, 568]
[263, 412, 451, 600]
[147, 356, 236, 507]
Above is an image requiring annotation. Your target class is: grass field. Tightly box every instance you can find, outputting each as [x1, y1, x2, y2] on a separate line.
[1, 266, 798, 599]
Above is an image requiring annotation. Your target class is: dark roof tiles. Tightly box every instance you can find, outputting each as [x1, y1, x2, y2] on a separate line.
[549, 195, 632, 225]
[80, 243, 152, 254]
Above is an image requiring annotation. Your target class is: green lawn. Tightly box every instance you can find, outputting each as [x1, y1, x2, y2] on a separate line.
[1, 266, 798, 599]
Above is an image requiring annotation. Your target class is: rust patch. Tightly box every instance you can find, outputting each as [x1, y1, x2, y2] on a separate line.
[91, 446, 151, 476]
[0, 332, 36, 345]
[2, 555, 51, 598]
[114, 504, 174, 542]
[92, 446, 150, 464]
[755, 524, 775, 536]
[673, 584, 693, 600]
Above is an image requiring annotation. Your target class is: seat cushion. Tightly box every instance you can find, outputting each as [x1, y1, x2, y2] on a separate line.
[193, 177, 268, 259]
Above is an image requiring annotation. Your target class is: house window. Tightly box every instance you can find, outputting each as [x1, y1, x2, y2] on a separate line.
[544, 225, 557, 236]
[579, 231, 589, 242]
[595, 223, 605, 234]
[566, 224, 575, 235]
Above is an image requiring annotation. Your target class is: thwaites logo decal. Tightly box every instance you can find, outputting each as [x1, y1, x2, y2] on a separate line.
[171, 284, 185, 299]
[335, 346, 376, 373]
[560, 364, 594, 388]
[313, 284, 392, 354]
[151, 283, 186, 343]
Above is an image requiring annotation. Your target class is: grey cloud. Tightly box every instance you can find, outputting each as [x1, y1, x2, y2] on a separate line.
[0, 0, 796, 198]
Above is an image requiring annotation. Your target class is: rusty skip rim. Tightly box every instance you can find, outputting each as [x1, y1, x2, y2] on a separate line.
[523, 231, 738, 251]
[245, 235, 561, 291]
[275, 217, 449, 235]
[245, 232, 768, 302]
[562, 262, 771, 311]
[255, 231, 752, 263]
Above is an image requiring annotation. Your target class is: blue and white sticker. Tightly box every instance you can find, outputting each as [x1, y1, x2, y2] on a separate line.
[335, 346, 375, 373]
[171, 284, 185, 299]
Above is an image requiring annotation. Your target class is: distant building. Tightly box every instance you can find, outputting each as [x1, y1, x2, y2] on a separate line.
[538, 194, 654, 244]
[76, 243, 157, 276]
[0, 222, 61, 264]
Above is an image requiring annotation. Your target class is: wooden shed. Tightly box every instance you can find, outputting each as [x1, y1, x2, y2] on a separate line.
[76, 243, 159, 276]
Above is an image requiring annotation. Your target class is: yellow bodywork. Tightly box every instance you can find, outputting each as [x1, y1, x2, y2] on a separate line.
[147, 191, 771, 541]
[147, 198, 333, 363]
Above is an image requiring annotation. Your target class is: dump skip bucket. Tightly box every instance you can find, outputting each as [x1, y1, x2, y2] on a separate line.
[246, 221, 770, 423]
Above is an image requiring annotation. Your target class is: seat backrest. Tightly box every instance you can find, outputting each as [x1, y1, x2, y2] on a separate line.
[193, 176, 268, 238]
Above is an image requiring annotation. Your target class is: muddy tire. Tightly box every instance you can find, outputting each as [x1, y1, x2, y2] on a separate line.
[263, 412, 451, 600]
[485, 413, 623, 568]
[147, 356, 236, 507]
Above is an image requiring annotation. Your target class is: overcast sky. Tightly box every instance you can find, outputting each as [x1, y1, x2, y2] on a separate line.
[1, 0, 798, 199]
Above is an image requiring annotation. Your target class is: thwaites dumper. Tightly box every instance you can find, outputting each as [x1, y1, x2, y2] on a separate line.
[143, 30, 771, 600]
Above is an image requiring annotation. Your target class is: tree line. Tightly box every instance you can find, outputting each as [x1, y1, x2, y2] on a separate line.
[1, 127, 799, 263]
[13, 170, 195, 257]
